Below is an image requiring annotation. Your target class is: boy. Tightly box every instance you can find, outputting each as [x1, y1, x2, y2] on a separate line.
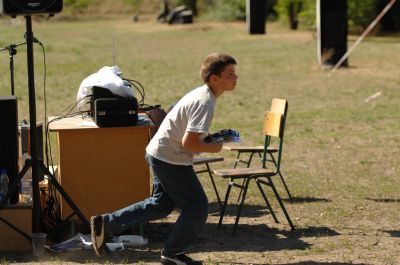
[91, 53, 238, 265]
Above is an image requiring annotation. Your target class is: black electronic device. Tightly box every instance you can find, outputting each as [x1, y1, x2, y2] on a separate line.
[94, 97, 138, 127]
[0, 0, 63, 17]
[0, 96, 19, 204]
[90, 86, 121, 117]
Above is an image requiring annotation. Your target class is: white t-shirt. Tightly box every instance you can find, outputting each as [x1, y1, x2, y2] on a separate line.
[146, 85, 216, 165]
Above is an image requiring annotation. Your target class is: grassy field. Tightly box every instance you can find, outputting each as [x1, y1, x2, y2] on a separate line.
[0, 16, 400, 264]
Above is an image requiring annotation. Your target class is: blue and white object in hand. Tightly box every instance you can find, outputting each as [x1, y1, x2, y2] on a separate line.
[204, 129, 240, 143]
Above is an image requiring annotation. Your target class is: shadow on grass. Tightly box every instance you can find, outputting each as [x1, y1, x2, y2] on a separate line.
[146, 222, 339, 253]
[219, 261, 365, 265]
[365, 197, 400, 203]
[279, 261, 365, 265]
[195, 223, 311, 253]
[207, 196, 330, 218]
[0, 248, 161, 264]
[0, 224, 340, 263]
[283, 197, 331, 203]
[382, 230, 400, 237]
[208, 202, 273, 217]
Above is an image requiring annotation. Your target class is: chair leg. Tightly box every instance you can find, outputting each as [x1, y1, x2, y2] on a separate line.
[270, 153, 292, 198]
[233, 178, 251, 235]
[233, 152, 241, 169]
[236, 152, 256, 203]
[218, 181, 233, 228]
[256, 178, 279, 223]
[236, 179, 246, 203]
[205, 163, 222, 207]
[257, 151, 263, 164]
[278, 170, 292, 198]
[267, 176, 295, 231]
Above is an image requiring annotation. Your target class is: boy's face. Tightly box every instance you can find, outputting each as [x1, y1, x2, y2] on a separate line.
[216, 64, 238, 91]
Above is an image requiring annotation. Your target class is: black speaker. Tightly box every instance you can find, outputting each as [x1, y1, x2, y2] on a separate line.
[0, 0, 63, 17]
[94, 98, 138, 128]
[320, 0, 348, 66]
[247, 0, 266, 34]
[0, 96, 19, 204]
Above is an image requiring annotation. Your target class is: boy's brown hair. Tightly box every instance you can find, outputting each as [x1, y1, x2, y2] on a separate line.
[200, 53, 237, 83]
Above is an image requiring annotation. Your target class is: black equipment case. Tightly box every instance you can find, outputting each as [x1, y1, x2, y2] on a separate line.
[91, 86, 138, 127]
[94, 97, 138, 127]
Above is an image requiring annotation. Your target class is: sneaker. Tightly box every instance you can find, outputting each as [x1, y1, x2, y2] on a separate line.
[90, 215, 110, 256]
[161, 252, 202, 265]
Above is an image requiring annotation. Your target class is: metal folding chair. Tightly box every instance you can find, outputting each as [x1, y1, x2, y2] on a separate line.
[214, 111, 295, 235]
[223, 98, 292, 198]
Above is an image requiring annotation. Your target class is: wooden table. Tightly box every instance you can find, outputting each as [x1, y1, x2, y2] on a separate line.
[49, 116, 153, 221]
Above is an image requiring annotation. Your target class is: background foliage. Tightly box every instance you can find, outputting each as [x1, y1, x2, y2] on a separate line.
[60, 0, 400, 33]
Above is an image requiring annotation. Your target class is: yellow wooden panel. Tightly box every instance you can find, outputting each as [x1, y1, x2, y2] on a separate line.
[0, 204, 32, 252]
[263, 112, 282, 137]
[270, 98, 287, 115]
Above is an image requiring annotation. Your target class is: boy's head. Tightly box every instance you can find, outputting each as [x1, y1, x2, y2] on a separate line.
[200, 53, 237, 83]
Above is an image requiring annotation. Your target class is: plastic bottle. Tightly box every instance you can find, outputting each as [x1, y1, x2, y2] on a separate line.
[0, 168, 10, 205]
[19, 152, 33, 203]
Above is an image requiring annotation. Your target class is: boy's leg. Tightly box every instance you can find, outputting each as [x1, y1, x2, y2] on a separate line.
[147, 155, 209, 256]
[91, 155, 175, 256]
[103, 174, 174, 235]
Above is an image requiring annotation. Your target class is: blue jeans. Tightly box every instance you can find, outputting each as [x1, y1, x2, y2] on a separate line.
[103, 154, 209, 255]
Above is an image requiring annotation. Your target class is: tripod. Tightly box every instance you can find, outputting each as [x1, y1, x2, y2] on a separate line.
[0, 16, 89, 239]
[0, 41, 26, 96]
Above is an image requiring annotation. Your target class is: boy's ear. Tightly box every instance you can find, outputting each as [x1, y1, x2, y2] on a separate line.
[210, 74, 219, 83]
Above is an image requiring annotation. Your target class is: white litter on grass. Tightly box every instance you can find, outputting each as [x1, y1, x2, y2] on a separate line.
[47, 233, 148, 252]
[365, 91, 382, 103]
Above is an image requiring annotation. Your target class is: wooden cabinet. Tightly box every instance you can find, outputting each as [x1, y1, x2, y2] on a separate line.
[49, 116, 152, 221]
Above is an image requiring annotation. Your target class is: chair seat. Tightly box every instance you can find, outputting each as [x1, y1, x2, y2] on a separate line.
[214, 167, 274, 178]
[193, 157, 224, 165]
[223, 145, 278, 153]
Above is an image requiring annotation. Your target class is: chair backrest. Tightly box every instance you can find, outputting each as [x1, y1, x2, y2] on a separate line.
[262, 111, 286, 172]
[270, 98, 288, 116]
[270, 98, 288, 138]
[263, 111, 284, 138]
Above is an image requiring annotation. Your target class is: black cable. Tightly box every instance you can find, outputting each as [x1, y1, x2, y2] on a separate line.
[123, 78, 145, 105]
[35, 39, 63, 234]
[36, 36, 90, 232]
[65, 94, 92, 116]
[43, 111, 89, 233]
[37, 42, 49, 165]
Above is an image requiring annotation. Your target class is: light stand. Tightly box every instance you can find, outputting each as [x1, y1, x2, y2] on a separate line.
[0, 16, 89, 238]
[0, 41, 26, 95]
[24, 15, 42, 233]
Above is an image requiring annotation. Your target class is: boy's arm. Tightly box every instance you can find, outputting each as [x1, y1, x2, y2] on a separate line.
[182, 131, 223, 153]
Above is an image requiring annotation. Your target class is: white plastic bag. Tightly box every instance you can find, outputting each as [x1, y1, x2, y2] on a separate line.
[76, 66, 134, 110]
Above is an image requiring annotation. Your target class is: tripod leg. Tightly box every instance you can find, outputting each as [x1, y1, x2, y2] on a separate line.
[39, 163, 90, 228]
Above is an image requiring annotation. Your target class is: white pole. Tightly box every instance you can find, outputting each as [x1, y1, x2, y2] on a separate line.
[328, 0, 397, 76]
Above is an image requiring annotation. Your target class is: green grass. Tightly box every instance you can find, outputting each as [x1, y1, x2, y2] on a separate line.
[0, 16, 399, 264]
